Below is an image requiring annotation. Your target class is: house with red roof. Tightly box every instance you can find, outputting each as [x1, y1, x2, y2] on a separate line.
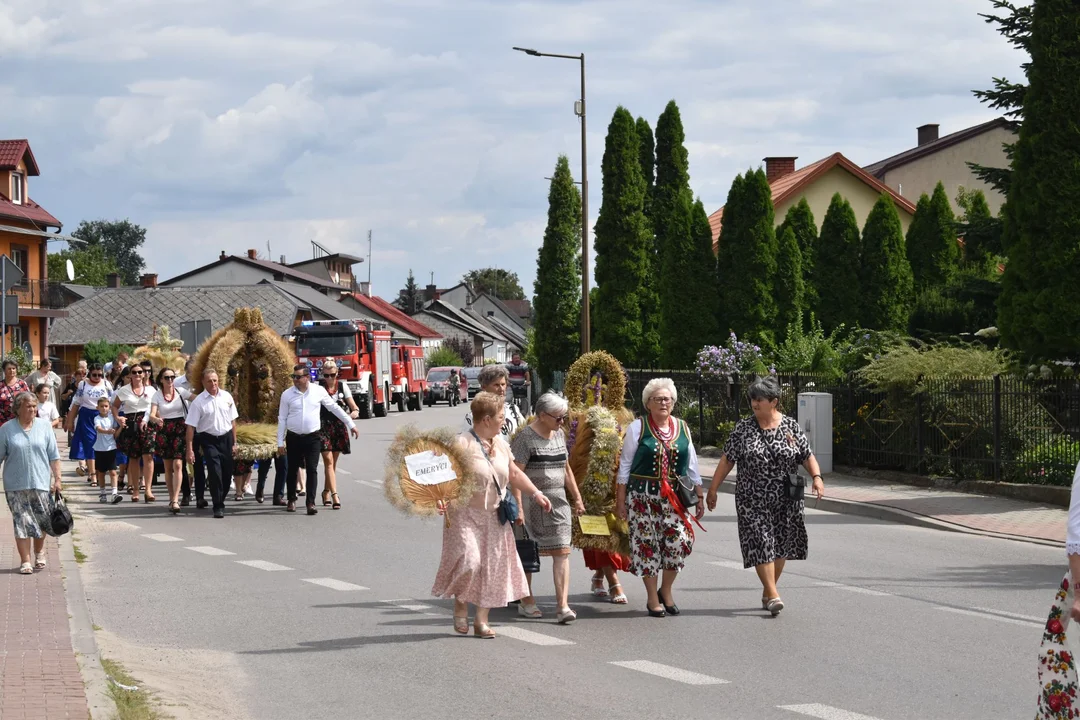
[709, 153, 917, 251]
[0, 139, 70, 361]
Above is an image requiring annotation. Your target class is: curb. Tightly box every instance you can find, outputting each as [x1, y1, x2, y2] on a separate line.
[60, 527, 114, 719]
[711, 477, 1064, 549]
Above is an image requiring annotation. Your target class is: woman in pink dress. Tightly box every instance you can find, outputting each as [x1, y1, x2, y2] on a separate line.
[433, 392, 553, 639]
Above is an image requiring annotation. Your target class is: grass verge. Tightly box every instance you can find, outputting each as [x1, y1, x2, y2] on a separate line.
[101, 657, 170, 720]
[72, 543, 87, 564]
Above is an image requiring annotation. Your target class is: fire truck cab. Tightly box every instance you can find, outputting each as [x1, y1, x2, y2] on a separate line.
[390, 343, 428, 412]
[293, 319, 396, 419]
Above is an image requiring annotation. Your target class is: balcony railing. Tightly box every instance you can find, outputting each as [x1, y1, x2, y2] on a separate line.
[11, 279, 71, 310]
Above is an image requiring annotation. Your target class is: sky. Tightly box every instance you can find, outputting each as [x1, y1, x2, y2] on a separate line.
[3, 0, 1025, 299]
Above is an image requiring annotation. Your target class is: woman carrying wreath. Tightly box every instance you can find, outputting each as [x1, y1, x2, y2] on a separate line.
[616, 378, 705, 618]
[433, 392, 552, 639]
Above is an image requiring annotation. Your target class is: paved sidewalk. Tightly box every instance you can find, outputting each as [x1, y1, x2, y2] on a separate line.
[0, 500, 90, 719]
[699, 461, 1067, 545]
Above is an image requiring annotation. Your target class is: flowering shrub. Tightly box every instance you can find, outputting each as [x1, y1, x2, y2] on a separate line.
[695, 333, 770, 380]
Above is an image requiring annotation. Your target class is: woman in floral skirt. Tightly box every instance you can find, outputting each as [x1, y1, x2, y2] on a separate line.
[318, 360, 359, 509]
[148, 367, 192, 513]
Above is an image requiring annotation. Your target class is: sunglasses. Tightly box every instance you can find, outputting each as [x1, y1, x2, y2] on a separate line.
[292, 374, 308, 380]
[545, 413, 567, 423]
[162, 375, 175, 381]
[90, 373, 103, 378]
[323, 373, 337, 378]
[131, 370, 144, 375]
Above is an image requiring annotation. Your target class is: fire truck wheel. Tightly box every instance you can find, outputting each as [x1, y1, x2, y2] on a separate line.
[396, 392, 406, 413]
[374, 382, 389, 418]
[415, 393, 423, 411]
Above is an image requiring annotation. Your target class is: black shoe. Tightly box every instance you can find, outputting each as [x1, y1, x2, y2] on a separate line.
[286, 501, 296, 512]
[647, 605, 666, 618]
[196, 499, 209, 510]
[180, 495, 191, 507]
[659, 591, 680, 616]
[213, 508, 224, 519]
[255, 492, 264, 504]
[306, 503, 318, 516]
[273, 497, 287, 506]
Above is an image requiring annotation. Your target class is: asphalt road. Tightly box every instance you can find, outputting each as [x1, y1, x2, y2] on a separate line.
[66, 403, 1060, 720]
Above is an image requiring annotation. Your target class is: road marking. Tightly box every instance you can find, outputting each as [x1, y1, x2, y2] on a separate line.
[609, 660, 727, 685]
[708, 560, 748, 570]
[384, 599, 437, 612]
[936, 606, 1041, 627]
[186, 546, 236, 556]
[970, 606, 1044, 623]
[358, 480, 382, 490]
[303, 578, 368, 591]
[142, 533, 184, 542]
[336, 468, 351, 475]
[779, 704, 884, 720]
[107, 521, 140, 529]
[236, 560, 292, 572]
[498, 626, 576, 646]
[814, 581, 891, 597]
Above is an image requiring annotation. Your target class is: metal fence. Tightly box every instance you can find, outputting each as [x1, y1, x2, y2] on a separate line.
[623, 369, 1080, 487]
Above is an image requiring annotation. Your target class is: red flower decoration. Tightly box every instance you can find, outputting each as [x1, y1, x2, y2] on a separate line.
[1065, 577, 1071, 592]
[1062, 651, 1074, 664]
[1049, 619, 1065, 635]
[1050, 694, 1063, 712]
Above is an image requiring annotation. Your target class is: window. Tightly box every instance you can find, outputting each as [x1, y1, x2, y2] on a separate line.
[10, 173, 22, 205]
[10, 246, 27, 281]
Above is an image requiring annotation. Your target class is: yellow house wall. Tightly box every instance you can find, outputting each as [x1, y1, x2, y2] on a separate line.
[879, 126, 1014, 216]
[774, 165, 914, 234]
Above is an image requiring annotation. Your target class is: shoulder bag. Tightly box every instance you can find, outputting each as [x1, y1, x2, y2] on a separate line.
[471, 430, 518, 525]
[756, 418, 804, 502]
[48, 491, 73, 537]
[639, 419, 699, 509]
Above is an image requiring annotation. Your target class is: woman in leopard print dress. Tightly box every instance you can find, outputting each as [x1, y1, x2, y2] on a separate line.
[706, 376, 824, 616]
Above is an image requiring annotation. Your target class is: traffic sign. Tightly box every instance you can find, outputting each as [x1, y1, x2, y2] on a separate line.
[1, 255, 24, 291]
[1, 255, 23, 360]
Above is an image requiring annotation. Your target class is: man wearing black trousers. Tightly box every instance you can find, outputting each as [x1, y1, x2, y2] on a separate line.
[255, 453, 287, 505]
[277, 364, 358, 515]
[185, 370, 238, 519]
[176, 357, 207, 509]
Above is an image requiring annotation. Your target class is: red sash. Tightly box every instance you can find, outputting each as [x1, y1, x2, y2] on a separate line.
[660, 478, 705, 537]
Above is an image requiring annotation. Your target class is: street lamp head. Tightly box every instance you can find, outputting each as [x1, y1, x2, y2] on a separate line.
[512, 46, 541, 56]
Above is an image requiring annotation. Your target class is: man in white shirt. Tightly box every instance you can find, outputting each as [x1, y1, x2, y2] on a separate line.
[277, 363, 358, 515]
[174, 356, 193, 394]
[185, 370, 238, 519]
[103, 351, 129, 378]
[25, 359, 62, 406]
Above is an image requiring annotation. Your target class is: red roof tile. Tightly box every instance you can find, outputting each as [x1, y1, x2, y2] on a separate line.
[709, 152, 917, 249]
[0, 140, 39, 175]
[351, 294, 443, 339]
[0, 196, 60, 228]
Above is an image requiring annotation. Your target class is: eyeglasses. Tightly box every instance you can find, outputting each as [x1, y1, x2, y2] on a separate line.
[292, 374, 307, 380]
[162, 375, 175, 381]
[545, 412, 567, 423]
[323, 373, 337, 378]
[90, 373, 103, 378]
[131, 370, 144, 375]
[651, 397, 673, 405]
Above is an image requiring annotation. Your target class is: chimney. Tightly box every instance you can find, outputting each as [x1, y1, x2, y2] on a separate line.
[106, 273, 121, 288]
[359, 281, 372, 297]
[917, 123, 940, 146]
[219, 251, 227, 260]
[763, 157, 797, 183]
[425, 284, 437, 301]
[140, 273, 158, 288]
[247, 248, 258, 260]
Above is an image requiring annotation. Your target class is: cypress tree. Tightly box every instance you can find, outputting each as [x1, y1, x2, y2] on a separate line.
[715, 174, 744, 336]
[956, 187, 1000, 264]
[814, 193, 862, 333]
[774, 226, 805, 340]
[533, 155, 582, 387]
[634, 116, 662, 368]
[777, 199, 818, 317]
[653, 101, 697, 368]
[999, 0, 1080, 358]
[636, 117, 656, 222]
[722, 168, 778, 346]
[906, 182, 959, 288]
[860, 193, 915, 331]
[593, 106, 651, 364]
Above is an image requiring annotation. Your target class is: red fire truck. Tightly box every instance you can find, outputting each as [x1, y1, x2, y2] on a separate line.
[292, 319, 427, 417]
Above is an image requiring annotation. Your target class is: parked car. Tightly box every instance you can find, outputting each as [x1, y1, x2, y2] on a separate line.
[424, 367, 461, 406]
[462, 366, 484, 399]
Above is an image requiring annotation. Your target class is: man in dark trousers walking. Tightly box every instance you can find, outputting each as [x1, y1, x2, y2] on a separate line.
[185, 370, 238, 519]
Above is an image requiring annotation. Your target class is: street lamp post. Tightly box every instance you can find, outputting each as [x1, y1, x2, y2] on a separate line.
[513, 46, 590, 354]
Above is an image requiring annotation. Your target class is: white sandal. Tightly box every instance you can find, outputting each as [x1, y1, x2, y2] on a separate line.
[609, 583, 628, 605]
[34, 557, 46, 570]
[19, 562, 33, 575]
[517, 603, 543, 619]
[557, 607, 577, 624]
[591, 576, 609, 597]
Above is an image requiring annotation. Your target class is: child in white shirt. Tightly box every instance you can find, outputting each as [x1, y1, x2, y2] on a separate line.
[34, 383, 61, 428]
[93, 397, 123, 504]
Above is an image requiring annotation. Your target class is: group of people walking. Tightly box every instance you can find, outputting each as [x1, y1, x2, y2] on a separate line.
[433, 370, 826, 637]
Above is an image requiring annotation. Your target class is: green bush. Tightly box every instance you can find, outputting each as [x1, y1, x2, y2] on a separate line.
[4, 346, 34, 377]
[427, 345, 464, 368]
[773, 312, 844, 380]
[1014, 435, 1080, 486]
[83, 339, 135, 367]
[857, 343, 1011, 392]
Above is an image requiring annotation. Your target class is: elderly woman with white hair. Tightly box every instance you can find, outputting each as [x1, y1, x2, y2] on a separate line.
[707, 375, 824, 616]
[616, 378, 705, 618]
[462, 364, 526, 441]
[510, 392, 586, 624]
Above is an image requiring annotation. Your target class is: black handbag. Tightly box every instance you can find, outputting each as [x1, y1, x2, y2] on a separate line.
[48, 491, 73, 537]
[756, 421, 805, 502]
[516, 525, 541, 573]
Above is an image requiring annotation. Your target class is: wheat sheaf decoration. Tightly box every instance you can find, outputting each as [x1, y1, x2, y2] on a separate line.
[564, 351, 626, 413]
[384, 424, 477, 527]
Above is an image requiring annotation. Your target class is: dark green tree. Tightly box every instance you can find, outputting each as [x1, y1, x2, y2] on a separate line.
[593, 106, 651, 365]
[532, 155, 582, 387]
[776, 199, 818, 317]
[636, 117, 656, 222]
[714, 174, 743, 336]
[905, 182, 959, 288]
[860, 194, 915, 331]
[653, 101, 698, 367]
[956, 187, 1001, 265]
[399, 270, 422, 314]
[462, 268, 526, 300]
[47, 245, 119, 287]
[814, 194, 863, 333]
[774, 226, 805, 341]
[999, 0, 1080, 358]
[718, 168, 778, 346]
[71, 219, 147, 285]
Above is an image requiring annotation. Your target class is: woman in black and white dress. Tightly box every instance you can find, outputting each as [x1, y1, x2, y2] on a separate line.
[706, 375, 824, 616]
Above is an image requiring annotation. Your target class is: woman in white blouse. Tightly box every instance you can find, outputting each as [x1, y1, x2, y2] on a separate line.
[112, 365, 158, 503]
[148, 367, 193, 514]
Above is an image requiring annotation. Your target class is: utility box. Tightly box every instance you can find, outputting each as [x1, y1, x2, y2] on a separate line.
[797, 392, 833, 474]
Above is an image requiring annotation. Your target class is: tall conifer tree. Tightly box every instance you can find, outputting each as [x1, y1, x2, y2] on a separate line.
[634, 116, 661, 367]
[860, 194, 915, 331]
[777, 199, 818, 317]
[720, 168, 778, 346]
[814, 193, 862, 333]
[906, 182, 959, 288]
[533, 155, 582, 387]
[593, 106, 651, 364]
[774, 226, 805, 340]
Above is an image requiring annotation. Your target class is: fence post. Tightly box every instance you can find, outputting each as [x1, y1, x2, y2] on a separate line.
[992, 374, 1002, 482]
[697, 379, 705, 445]
[915, 391, 924, 474]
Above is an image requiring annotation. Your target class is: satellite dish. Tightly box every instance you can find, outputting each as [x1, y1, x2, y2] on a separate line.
[65, 259, 75, 282]
[333, 271, 340, 285]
